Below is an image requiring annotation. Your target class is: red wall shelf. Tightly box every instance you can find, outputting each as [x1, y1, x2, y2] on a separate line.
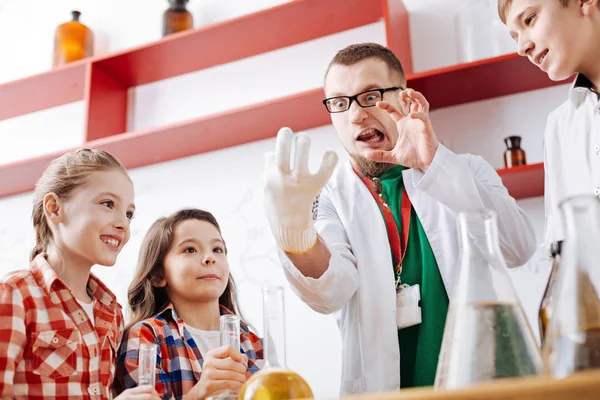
[496, 163, 544, 200]
[0, 0, 394, 125]
[409, 53, 569, 110]
[0, 0, 551, 200]
[0, 60, 88, 121]
[92, 0, 389, 88]
[0, 89, 329, 198]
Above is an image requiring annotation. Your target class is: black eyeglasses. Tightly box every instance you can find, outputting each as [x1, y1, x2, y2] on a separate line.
[322, 87, 403, 113]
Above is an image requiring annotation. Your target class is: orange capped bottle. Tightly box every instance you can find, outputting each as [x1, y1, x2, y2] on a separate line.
[53, 10, 94, 67]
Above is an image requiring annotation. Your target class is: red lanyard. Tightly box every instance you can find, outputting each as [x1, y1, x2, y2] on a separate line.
[354, 168, 411, 280]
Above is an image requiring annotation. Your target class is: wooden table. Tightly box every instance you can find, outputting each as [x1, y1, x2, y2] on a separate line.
[341, 371, 600, 400]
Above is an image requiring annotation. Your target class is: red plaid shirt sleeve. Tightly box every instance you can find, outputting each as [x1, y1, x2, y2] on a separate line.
[0, 283, 27, 398]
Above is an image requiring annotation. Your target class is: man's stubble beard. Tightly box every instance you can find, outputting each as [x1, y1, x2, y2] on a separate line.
[349, 139, 396, 178]
[350, 154, 394, 179]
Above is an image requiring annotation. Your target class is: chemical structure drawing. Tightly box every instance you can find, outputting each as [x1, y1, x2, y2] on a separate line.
[220, 188, 284, 290]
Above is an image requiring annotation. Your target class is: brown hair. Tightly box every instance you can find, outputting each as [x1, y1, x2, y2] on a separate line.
[30, 148, 130, 261]
[498, 0, 570, 24]
[324, 42, 406, 83]
[126, 208, 245, 329]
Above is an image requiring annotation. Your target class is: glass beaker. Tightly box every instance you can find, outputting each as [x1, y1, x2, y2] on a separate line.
[542, 195, 600, 378]
[239, 286, 313, 400]
[206, 315, 243, 400]
[435, 210, 541, 389]
[220, 314, 241, 351]
[138, 343, 158, 387]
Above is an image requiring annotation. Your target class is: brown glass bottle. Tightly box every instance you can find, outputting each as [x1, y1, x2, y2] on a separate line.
[53, 10, 94, 67]
[538, 241, 562, 348]
[163, 0, 194, 37]
[503, 136, 527, 168]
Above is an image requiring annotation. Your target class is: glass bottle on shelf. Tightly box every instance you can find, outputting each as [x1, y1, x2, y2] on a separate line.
[163, 0, 194, 37]
[434, 210, 542, 390]
[455, 0, 515, 63]
[503, 136, 527, 168]
[538, 241, 562, 348]
[239, 286, 313, 400]
[52, 10, 94, 67]
[542, 195, 600, 378]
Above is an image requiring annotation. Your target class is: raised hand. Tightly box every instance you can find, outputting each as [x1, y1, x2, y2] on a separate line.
[365, 89, 439, 171]
[264, 127, 338, 253]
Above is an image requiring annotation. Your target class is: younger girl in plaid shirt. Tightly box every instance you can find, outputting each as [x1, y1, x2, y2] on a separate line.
[0, 149, 159, 400]
[114, 208, 264, 400]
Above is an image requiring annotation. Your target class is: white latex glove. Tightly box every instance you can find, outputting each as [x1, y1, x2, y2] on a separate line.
[264, 127, 338, 253]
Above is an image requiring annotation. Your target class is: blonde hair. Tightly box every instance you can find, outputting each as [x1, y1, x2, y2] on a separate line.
[126, 208, 246, 330]
[30, 148, 130, 261]
[497, 0, 570, 24]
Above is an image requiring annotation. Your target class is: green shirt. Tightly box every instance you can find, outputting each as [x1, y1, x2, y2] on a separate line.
[378, 165, 449, 388]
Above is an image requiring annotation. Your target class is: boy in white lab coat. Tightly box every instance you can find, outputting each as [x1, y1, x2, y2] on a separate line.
[500, 0, 600, 248]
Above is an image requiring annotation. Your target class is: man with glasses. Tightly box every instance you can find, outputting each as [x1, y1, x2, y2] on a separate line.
[263, 43, 536, 394]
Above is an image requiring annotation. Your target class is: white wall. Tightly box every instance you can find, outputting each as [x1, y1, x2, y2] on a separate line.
[0, 0, 567, 398]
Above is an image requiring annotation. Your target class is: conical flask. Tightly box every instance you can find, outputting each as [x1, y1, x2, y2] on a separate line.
[542, 195, 600, 378]
[239, 286, 313, 400]
[435, 210, 541, 389]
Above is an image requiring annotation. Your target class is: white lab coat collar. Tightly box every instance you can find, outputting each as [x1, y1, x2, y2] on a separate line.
[569, 74, 599, 107]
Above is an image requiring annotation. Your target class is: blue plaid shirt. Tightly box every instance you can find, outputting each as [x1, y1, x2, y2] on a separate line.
[114, 303, 264, 399]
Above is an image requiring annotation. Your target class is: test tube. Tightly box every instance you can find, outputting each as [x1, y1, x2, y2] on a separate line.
[220, 315, 240, 350]
[138, 343, 158, 387]
[206, 316, 241, 400]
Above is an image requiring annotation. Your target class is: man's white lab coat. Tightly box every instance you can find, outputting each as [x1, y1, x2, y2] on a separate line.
[279, 145, 537, 395]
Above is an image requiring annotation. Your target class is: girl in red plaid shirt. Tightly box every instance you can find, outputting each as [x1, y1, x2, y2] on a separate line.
[114, 208, 264, 400]
[0, 149, 159, 400]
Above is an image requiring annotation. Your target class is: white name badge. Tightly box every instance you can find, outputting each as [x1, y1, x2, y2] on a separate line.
[396, 284, 422, 329]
